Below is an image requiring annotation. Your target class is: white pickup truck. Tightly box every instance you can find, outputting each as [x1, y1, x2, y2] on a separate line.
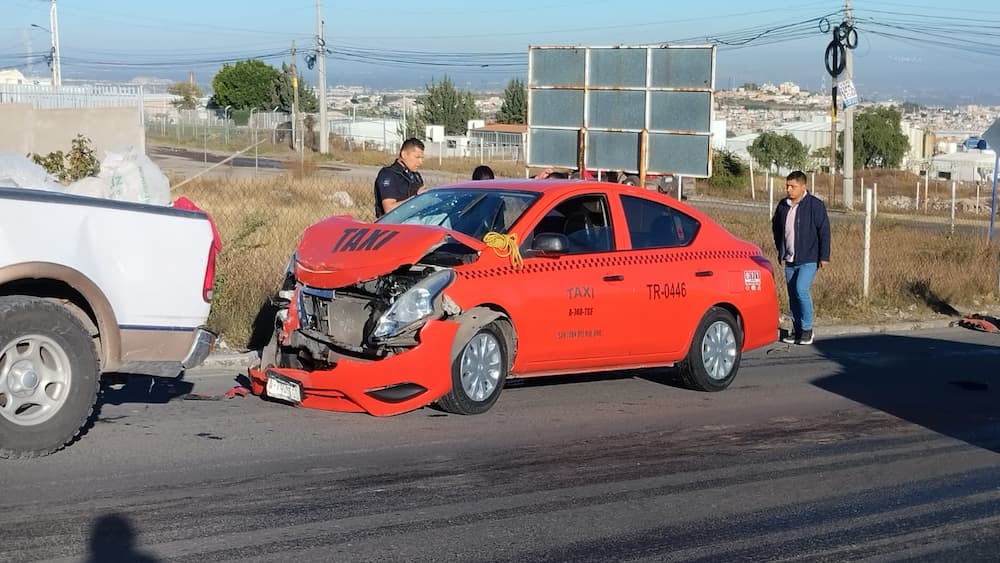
[0, 186, 218, 458]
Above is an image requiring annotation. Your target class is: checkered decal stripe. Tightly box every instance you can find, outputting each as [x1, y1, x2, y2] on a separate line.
[459, 249, 757, 279]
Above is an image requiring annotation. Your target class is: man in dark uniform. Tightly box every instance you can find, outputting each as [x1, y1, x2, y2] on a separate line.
[374, 138, 425, 217]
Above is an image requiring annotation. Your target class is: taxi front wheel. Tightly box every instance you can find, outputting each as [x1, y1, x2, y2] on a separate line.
[679, 307, 742, 392]
[437, 322, 508, 415]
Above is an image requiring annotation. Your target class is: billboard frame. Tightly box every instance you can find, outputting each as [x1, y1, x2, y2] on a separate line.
[526, 44, 717, 183]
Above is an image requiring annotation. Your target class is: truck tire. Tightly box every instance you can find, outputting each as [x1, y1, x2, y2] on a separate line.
[0, 296, 100, 459]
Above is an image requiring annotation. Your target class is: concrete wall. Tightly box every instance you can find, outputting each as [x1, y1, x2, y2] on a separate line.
[0, 104, 144, 159]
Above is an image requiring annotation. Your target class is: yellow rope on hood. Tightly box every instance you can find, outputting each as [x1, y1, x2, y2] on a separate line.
[483, 231, 524, 269]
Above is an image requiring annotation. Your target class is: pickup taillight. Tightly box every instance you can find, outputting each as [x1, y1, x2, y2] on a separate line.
[203, 243, 218, 302]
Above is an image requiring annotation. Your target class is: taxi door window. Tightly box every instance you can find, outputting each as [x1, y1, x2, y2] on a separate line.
[530, 194, 614, 254]
[621, 195, 700, 250]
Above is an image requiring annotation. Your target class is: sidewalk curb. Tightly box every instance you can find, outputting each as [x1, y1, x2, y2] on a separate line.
[814, 318, 957, 338]
[198, 350, 258, 370]
[194, 318, 971, 372]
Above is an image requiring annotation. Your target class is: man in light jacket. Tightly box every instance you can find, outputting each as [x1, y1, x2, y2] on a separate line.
[771, 170, 831, 345]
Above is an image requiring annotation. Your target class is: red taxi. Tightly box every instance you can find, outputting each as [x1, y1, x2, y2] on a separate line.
[249, 179, 779, 415]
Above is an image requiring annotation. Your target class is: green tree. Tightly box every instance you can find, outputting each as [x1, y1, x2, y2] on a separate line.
[418, 76, 481, 136]
[399, 107, 426, 141]
[210, 60, 282, 110]
[709, 149, 749, 189]
[839, 107, 910, 169]
[168, 81, 203, 110]
[496, 78, 526, 124]
[748, 131, 808, 172]
[273, 63, 320, 114]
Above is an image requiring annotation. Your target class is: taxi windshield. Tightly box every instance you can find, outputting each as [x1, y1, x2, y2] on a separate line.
[378, 188, 540, 240]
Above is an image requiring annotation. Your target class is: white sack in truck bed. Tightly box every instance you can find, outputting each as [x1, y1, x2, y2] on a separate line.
[0, 147, 171, 205]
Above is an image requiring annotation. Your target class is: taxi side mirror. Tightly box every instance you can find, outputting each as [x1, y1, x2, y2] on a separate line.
[532, 233, 569, 256]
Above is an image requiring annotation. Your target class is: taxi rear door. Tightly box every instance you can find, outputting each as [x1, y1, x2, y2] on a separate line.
[617, 194, 715, 358]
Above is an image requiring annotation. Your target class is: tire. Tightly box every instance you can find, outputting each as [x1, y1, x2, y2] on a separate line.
[679, 307, 742, 392]
[622, 175, 641, 186]
[259, 324, 303, 370]
[437, 322, 508, 415]
[0, 296, 100, 459]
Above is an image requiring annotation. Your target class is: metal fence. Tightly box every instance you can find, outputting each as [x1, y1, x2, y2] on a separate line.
[468, 130, 524, 161]
[0, 83, 144, 110]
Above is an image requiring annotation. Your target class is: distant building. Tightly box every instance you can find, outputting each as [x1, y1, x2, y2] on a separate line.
[927, 149, 996, 183]
[778, 82, 801, 96]
[0, 69, 28, 85]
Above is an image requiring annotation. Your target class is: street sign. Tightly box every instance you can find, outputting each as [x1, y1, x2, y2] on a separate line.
[838, 78, 859, 109]
[983, 118, 1000, 241]
[983, 119, 1000, 151]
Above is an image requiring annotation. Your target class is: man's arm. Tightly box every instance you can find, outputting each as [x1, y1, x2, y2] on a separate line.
[816, 200, 831, 264]
[771, 204, 783, 255]
[377, 173, 410, 215]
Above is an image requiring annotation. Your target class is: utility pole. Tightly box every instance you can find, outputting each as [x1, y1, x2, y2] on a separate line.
[49, 0, 62, 87]
[290, 40, 299, 151]
[316, 0, 329, 154]
[843, 0, 855, 209]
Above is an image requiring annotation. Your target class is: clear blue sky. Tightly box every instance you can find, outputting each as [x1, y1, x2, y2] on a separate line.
[6, 0, 1000, 103]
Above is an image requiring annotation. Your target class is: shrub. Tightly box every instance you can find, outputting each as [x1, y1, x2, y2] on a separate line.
[29, 134, 101, 183]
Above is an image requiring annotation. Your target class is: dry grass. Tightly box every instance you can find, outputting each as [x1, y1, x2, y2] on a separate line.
[173, 174, 375, 346]
[699, 169, 996, 219]
[706, 209, 1000, 325]
[173, 173, 1000, 349]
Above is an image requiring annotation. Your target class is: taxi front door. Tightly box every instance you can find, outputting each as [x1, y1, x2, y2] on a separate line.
[515, 194, 633, 371]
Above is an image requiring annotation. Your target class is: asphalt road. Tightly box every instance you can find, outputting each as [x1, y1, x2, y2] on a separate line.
[3, 327, 999, 562]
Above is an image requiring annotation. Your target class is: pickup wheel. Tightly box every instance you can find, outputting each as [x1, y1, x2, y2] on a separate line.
[438, 322, 508, 415]
[679, 307, 743, 392]
[0, 296, 100, 459]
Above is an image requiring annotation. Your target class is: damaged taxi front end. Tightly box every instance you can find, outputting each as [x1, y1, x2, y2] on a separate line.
[249, 215, 487, 415]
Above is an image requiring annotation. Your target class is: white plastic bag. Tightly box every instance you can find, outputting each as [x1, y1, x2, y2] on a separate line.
[65, 146, 171, 205]
[0, 153, 65, 192]
[100, 146, 171, 205]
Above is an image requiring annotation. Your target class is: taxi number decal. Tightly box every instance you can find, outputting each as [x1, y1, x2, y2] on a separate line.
[557, 329, 603, 340]
[568, 307, 594, 317]
[647, 282, 687, 300]
[567, 286, 594, 299]
[331, 228, 399, 253]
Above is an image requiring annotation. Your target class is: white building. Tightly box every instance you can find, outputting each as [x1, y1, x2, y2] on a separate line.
[928, 150, 997, 183]
[775, 115, 842, 152]
[0, 69, 28, 85]
[329, 116, 402, 152]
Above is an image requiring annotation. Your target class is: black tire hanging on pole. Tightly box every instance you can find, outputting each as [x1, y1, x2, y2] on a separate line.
[825, 40, 846, 78]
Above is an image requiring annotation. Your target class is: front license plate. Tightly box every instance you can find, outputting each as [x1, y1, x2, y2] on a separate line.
[266, 372, 303, 404]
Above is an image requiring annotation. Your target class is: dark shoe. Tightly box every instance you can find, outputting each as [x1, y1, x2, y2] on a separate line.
[781, 332, 799, 344]
[797, 329, 814, 345]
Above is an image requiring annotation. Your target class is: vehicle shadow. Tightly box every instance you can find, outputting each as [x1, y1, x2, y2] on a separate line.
[99, 374, 195, 407]
[85, 512, 158, 563]
[811, 333, 1000, 454]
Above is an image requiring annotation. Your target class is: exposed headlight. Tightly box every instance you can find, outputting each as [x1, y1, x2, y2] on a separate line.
[373, 270, 456, 340]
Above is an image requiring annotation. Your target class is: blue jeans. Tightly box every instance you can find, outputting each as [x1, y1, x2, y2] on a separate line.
[784, 262, 818, 333]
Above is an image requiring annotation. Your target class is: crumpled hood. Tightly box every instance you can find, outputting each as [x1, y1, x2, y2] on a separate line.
[293, 215, 485, 288]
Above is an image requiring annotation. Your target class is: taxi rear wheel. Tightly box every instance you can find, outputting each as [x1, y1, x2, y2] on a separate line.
[679, 307, 742, 392]
[438, 322, 508, 415]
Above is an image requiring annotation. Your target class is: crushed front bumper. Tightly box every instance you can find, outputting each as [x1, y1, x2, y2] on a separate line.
[248, 320, 458, 416]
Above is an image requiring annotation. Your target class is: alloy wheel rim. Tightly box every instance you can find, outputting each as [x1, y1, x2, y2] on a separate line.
[460, 333, 502, 402]
[701, 321, 737, 381]
[0, 334, 73, 426]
